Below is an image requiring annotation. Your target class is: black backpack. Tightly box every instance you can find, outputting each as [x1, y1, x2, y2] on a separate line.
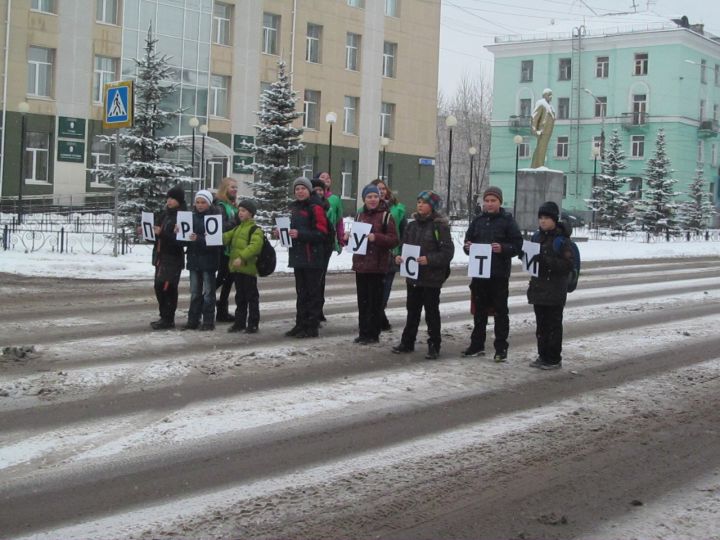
[531, 231, 581, 292]
[247, 225, 277, 277]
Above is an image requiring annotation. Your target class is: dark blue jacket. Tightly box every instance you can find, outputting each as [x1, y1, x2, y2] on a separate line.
[527, 221, 575, 306]
[186, 206, 221, 272]
[463, 208, 523, 279]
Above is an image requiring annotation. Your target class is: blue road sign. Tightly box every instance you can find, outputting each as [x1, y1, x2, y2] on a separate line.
[103, 81, 133, 129]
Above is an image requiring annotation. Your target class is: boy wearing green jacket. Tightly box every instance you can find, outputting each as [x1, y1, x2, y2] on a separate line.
[222, 199, 264, 334]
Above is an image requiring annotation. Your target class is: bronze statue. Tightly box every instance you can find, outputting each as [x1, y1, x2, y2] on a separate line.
[531, 88, 556, 168]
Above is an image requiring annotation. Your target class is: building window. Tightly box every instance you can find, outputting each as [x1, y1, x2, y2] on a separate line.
[213, 3, 232, 45]
[306, 23, 322, 64]
[31, 0, 55, 13]
[90, 136, 113, 187]
[631, 135, 644, 158]
[344, 96, 358, 134]
[700, 100, 706, 121]
[24, 132, 50, 183]
[302, 155, 315, 179]
[596, 56, 609, 78]
[96, 0, 118, 24]
[558, 58, 571, 81]
[701, 59, 707, 84]
[715, 64, 720, 86]
[556, 136, 569, 159]
[519, 98, 531, 117]
[347, 0, 365, 7]
[557, 97, 569, 120]
[594, 96, 607, 117]
[520, 60, 533, 82]
[303, 89, 320, 130]
[632, 94, 647, 124]
[714, 104, 719, 122]
[383, 41, 397, 78]
[380, 102, 395, 138]
[93, 56, 117, 104]
[629, 177, 642, 199]
[385, 0, 399, 17]
[697, 140, 705, 163]
[262, 13, 280, 55]
[340, 159, 355, 198]
[592, 136, 603, 155]
[634, 53, 648, 75]
[27, 46, 54, 97]
[346, 33, 361, 71]
[210, 75, 229, 117]
[518, 137, 530, 158]
[712, 143, 718, 167]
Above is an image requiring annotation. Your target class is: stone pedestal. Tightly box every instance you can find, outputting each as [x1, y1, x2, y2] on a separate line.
[515, 168, 564, 232]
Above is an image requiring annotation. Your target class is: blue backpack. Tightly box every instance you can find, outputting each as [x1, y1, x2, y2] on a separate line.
[531, 231, 581, 292]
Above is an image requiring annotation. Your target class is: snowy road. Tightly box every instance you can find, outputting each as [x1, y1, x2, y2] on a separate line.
[1, 257, 719, 539]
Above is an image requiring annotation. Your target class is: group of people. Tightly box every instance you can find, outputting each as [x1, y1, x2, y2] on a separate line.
[149, 175, 575, 370]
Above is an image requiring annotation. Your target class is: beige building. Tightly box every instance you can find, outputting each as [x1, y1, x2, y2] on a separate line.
[0, 0, 440, 211]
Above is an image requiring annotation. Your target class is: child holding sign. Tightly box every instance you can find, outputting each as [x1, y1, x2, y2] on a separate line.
[391, 190, 454, 360]
[183, 190, 221, 331]
[345, 184, 398, 344]
[150, 185, 186, 330]
[527, 201, 575, 370]
[462, 186, 523, 361]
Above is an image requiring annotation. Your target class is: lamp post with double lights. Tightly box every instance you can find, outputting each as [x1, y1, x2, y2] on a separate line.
[325, 111, 337, 177]
[17, 101, 30, 225]
[199, 123, 208, 189]
[513, 134, 523, 217]
[188, 117, 199, 200]
[445, 114, 457, 214]
[467, 146, 477, 222]
[380, 136, 389, 180]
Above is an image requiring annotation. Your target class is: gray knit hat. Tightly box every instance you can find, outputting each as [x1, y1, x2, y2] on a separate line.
[483, 186, 503, 203]
[293, 177, 313, 193]
[237, 198, 257, 216]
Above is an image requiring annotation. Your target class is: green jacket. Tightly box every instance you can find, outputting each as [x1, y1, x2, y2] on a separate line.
[222, 219, 264, 276]
[326, 193, 344, 253]
[217, 200, 239, 256]
[388, 202, 406, 256]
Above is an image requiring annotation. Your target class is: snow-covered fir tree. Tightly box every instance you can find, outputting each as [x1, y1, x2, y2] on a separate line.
[678, 167, 716, 233]
[633, 129, 680, 234]
[585, 129, 633, 230]
[243, 61, 304, 224]
[96, 28, 187, 231]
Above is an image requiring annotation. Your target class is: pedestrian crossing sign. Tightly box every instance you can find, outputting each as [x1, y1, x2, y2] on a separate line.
[103, 80, 133, 129]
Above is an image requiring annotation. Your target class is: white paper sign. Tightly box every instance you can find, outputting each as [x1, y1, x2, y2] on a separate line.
[204, 215, 222, 246]
[141, 212, 155, 242]
[275, 216, 292, 248]
[522, 240, 541, 277]
[176, 211, 193, 241]
[399, 244, 421, 280]
[347, 221, 372, 255]
[467, 243, 493, 279]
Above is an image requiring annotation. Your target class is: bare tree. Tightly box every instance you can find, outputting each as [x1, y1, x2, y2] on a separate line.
[436, 74, 492, 219]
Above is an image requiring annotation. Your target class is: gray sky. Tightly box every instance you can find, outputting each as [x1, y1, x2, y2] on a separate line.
[438, 0, 720, 96]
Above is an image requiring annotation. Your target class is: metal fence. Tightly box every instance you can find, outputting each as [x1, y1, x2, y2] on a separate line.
[2, 224, 133, 255]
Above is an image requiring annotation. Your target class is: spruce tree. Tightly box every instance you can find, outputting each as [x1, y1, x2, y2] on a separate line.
[96, 28, 187, 231]
[244, 61, 304, 224]
[679, 167, 716, 233]
[585, 129, 633, 230]
[634, 129, 680, 235]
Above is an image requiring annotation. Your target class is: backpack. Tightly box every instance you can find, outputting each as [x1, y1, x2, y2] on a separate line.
[433, 223, 452, 282]
[531, 231, 581, 292]
[247, 225, 277, 277]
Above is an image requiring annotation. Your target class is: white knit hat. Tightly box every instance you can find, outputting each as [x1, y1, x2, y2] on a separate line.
[195, 189, 213, 206]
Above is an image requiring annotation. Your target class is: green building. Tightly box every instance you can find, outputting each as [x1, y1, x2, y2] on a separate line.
[487, 18, 720, 224]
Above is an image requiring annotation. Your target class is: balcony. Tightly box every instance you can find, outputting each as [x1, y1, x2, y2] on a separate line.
[508, 115, 531, 132]
[621, 112, 649, 130]
[698, 119, 720, 137]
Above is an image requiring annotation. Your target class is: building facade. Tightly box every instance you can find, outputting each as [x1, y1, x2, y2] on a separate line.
[0, 0, 440, 211]
[487, 20, 720, 223]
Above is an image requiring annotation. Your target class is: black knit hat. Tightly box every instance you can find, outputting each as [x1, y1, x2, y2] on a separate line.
[237, 198, 257, 216]
[311, 178, 325, 191]
[167, 185, 185, 205]
[538, 201, 560, 222]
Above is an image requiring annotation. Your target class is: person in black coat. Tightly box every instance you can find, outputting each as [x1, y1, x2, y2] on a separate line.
[183, 189, 221, 331]
[150, 185, 186, 330]
[462, 186, 523, 361]
[527, 201, 575, 370]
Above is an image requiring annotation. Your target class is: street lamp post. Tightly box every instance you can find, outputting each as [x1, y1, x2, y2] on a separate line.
[591, 145, 600, 229]
[380, 136, 389, 180]
[17, 101, 30, 225]
[325, 111, 337, 178]
[445, 115, 457, 214]
[188, 117, 199, 200]
[513, 134, 523, 218]
[467, 146, 477, 222]
[199, 123, 208, 189]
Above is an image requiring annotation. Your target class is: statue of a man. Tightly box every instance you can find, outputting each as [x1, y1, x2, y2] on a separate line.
[531, 88, 556, 168]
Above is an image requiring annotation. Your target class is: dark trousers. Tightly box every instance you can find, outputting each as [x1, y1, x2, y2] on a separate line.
[379, 269, 397, 327]
[356, 272, 385, 340]
[215, 253, 234, 311]
[533, 304, 564, 364]
[401, 283, 442, 350]
[294, 268, 323, 330]
[154, 267, 181, 322]
[319, 247, 332, 317]
[188, 270, 216, 324]
[232, 273, 260, 329]
[470, 277, 510, 353]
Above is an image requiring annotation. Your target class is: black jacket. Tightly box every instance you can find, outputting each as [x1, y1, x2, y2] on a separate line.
[527, 221, 575, 306]
[288, 196, 329, 269]
[186, 206, 221, 272]
[152, 207, 185, 281]
[463, 208, 522, 279]
[401, 212, 455, 288]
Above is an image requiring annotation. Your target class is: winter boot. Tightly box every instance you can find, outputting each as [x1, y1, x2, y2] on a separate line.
[215, 302, 234, 323]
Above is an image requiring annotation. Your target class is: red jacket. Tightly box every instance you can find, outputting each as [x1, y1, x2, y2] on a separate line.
[351, 202, 399, 274]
